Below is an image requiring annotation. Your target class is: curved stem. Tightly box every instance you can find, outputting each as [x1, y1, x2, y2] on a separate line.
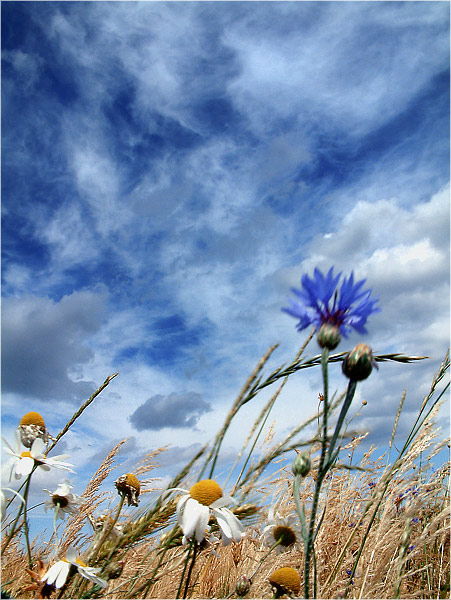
[225, 539, 282, 599]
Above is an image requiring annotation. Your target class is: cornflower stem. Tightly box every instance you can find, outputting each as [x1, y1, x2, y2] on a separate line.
[293, 475, 308, 545]
[304, 347, 329, 599]
[326, 380, 358, 467]
[22, 474, 33, 569]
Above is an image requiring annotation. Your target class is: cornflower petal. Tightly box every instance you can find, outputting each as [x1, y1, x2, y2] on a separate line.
[283, 267, 379, 338]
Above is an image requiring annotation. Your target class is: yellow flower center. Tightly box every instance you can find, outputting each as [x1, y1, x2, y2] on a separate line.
[273, 525, 296, 547]
[189, 479, 223, 506]
[19, 412, 45, 428]
[269, 567, 301, 595]
[20, 451, 46, 462]
[75, 558, 87, 567]
[124, 473, 140, 491]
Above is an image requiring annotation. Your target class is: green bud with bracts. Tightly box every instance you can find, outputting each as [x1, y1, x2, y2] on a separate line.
[317, 323, 341, 350]
[342, 343, 377, 381]
[292, 451, 311, 477]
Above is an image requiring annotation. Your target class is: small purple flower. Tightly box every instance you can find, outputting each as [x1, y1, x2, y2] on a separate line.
[411, 517, 419, 524]
[283, 267, 380, 337]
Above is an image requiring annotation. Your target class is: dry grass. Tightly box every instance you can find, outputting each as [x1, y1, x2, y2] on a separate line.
[1, 349, 449, 599]
[3, 439, 448, 599]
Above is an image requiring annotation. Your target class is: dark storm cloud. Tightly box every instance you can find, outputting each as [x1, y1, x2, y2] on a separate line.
[129, 392, 211, 431]
[1, 288, 107, 402]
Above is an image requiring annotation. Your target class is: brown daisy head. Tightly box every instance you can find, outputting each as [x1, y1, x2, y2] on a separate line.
[269, 567, 301, 597]
[115, 473, 140, 506]
[18, 412, 48, 448]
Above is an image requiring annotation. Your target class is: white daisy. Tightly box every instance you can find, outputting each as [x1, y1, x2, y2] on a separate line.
[42, 547, 107, 590]
[2, 431, 75, 481]
[262, 507, 300, 552]
[166, 479, 245, 545]
[43, 481, 83, 520]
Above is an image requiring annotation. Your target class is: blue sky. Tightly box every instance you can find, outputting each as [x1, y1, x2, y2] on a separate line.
[2, 1, 450, 526]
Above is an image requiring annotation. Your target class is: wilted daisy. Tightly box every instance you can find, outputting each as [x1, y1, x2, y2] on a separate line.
[283, 267, 380, 348]
[42, 547, 107, 590]
[114, 473, 140, 506]
[2, 431, 75, 481]
[43, 481, 83, 520]
[18, 411, 49, 448]
[262, 508, 301, 552]
[166, 479, 245, 545]
[268, 567, 301, 597]
[91, 513, 123, 541]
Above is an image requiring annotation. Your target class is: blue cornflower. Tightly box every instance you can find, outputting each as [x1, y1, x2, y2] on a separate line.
[283, 267, 380, 338]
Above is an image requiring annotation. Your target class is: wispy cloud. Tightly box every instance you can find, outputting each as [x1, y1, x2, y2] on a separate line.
[2, 2, 449, 490]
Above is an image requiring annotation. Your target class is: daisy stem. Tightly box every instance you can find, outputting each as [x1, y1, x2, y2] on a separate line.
[22, 473, 33, 569]
[176, 540, 194, 599]
[249, 539, 282, 580]
[225, 540, 282, 599]
[87, 493, 126, 564]
[304, 347, 330, 599]
[182, 540, 198, 599]
[53, 504, 60, 548]
[1, 464, 38, 555]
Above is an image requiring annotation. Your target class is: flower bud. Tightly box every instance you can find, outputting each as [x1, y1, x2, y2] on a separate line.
[342, 344, 375, 381]
[317, 323, 341, 350]
[235, 575, 251, 597]
[292, 451, 311, 477]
